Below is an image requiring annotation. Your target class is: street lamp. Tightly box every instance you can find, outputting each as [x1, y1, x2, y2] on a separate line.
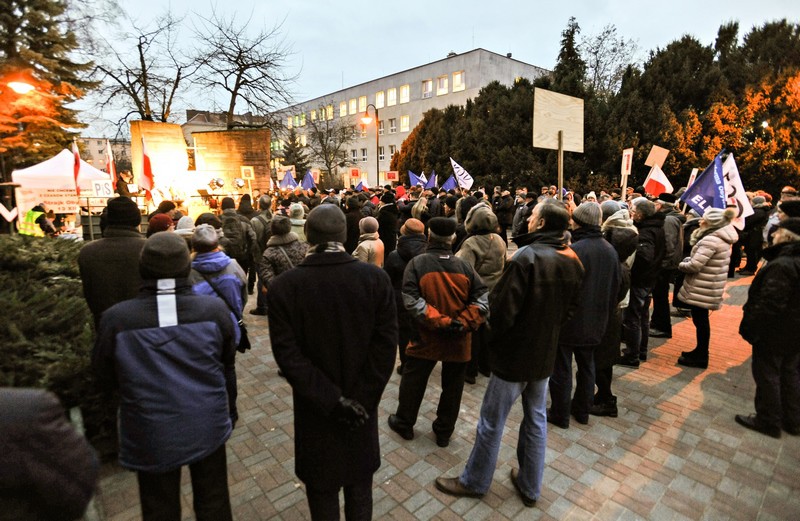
[360, 104, 379, 187]
[7, 81, 35, 95]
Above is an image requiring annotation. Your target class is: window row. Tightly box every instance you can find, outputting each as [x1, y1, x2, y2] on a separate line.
[286, 71, 464, 129]
[350, 144, 399, 163]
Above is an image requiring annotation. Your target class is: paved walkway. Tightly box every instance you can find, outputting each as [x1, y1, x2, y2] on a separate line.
[93, 273, 800, 520]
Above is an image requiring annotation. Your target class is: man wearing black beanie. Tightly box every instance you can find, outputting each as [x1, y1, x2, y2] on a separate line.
[78, 196, 145, 329]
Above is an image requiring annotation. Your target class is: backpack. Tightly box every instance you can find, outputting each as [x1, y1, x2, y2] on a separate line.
[221, 214, 247, 260]
[254, 214, 272, 252]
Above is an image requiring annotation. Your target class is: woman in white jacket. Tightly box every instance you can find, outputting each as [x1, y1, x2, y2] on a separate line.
[676, 207, 738, 369]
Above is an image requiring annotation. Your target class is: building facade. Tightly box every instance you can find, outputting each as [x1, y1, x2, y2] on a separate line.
[77, 137, 131, 173]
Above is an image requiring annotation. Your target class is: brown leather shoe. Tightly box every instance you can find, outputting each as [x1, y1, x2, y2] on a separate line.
[434, 477, 483, 498]
[510, 468, 536, 507]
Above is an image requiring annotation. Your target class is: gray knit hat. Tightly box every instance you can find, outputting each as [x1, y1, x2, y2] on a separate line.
[305, 205, 346, 245]
[140, 232, 191, 279]
[359, 216, 379, 233]
[600, 200, 621, 223]
[572, 202, 602, 227]
[192, 224, 219, 253]
[289, 203, 305, 220]
[702, 207, 735, 227]
[270, 215, 291, 236]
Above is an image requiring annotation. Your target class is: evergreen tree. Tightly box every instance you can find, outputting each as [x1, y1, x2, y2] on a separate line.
[0, 0, 95, 179]
[552, 17, 587, 97]
[282, 127, 310, 175]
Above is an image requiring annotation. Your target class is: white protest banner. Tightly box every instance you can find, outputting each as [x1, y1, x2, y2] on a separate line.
[722, 154, 753, 230]
[620, 148, 634, 194]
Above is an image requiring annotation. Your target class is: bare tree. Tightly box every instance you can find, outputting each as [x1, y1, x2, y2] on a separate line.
[304, 103, 354, 187]
[194, 10, 296, 130]
[93, 11, 197, 128]
[580, 24, 639, 98]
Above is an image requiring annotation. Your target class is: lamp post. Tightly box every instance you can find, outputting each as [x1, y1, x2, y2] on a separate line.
[360, 104, 379, 187]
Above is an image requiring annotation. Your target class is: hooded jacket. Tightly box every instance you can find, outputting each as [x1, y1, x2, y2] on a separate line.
[677, 223, 737, 309]
[455, 202, 506, 292]
[631, 212, 667, 288]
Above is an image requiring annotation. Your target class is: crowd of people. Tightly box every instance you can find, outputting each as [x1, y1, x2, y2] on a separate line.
[8, 178, 799, 520]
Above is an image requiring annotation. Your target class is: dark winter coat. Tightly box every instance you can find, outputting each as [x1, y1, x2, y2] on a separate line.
[0, 389, 99, 521]
[93, 279, 236, 473]
[494, 194, 515, 226]
[385, 234, 428, 332]
[376, 203, 400, 254]
[489, 231, 585, 382]
[267, 252, 397, 490]
[558, 226, 622, 347]
[258, 232, 308, 289]
[78, 226, 146, 329]
[741, 206, 769, 250]
[740, 241, 800, 353]
[631, 213, 666, 288]
[344, 207, 363, 254]
[661, 208, 686, 270]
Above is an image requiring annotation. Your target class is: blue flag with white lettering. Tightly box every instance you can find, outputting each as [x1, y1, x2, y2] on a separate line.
[408, 170, 424, 187]
[424, 170, 437, 189]
[679, 153, 726, 215]
[441, 175, 457, 192]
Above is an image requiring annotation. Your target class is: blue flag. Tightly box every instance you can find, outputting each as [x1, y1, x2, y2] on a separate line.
[301, 170, 316, 190]
[355, 180, 364, 192]
[424, 170, 437, 189]
[441, 175, 457, 192]
[679, 152, 726, 215]
[279, 170, 297, 189]
[408, 170, 424, 187]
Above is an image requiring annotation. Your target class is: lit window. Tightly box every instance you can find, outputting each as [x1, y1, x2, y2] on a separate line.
[400, 84, 410, 103]
[340, 102, 347, 118]
[389, 118, 397, 133]
[453, 71, 465, 92]
[376, 91, 385, 109]
[361, 148, 368, 162]
[287, 116, 293, 129]
[326, 105, 333, 120]
[300, 134, 307, 146]
[422, 79, 433, 99]
[359, 96, 367, 112]
[387, 88, 397, 106]
[349, 98, 357, 115]
[294, 115, 300, 127]
[300, 113, 306, 126]
[400, 115, 410, 132]
[389, 145, 397, 157]
[378, 120, 384, 135]
[437, 75, 448, 95]
[379, 146, 385, 161]
[311, 110, 317, 121]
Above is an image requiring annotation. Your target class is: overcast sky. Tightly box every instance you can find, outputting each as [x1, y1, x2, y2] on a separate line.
[86, 0, 799, 135]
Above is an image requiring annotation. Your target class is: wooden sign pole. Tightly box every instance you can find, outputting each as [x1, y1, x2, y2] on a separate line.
[557, 130, 564, 201]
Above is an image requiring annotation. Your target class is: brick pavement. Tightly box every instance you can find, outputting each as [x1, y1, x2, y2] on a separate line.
[92, 273, 800, 520]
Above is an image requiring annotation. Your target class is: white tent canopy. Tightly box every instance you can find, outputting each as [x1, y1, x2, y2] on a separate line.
[12, 149, 114, 214]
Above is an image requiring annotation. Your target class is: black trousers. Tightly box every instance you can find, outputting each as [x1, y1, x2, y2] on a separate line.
[752, 344, 800, 430]
[136, 444, 232, 521]
[594, 366, 614, 403]
[306, 479, 373, 521]
[651, 269, 676, 333]
[394, 356, 467, 440]
[550, 343, 595, 421]
[689, 306, 710, 356]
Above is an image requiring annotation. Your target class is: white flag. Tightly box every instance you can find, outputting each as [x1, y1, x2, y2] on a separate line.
[450, 157, 474, 190]
[722, 153, 753, 230]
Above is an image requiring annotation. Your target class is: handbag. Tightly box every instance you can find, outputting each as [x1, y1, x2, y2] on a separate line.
[201, 273, 251, 353]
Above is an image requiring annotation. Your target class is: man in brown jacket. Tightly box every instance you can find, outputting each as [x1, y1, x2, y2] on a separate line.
[388, 217, 489, 447]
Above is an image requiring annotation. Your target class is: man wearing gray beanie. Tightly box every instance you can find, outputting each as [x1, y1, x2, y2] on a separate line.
[267, 204, 397, 519]
[94, 232, 237, 520]
[79, 196, 145, 329]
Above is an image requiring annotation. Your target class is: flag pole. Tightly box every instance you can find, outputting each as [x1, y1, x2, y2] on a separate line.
[557, 130, 564, 201]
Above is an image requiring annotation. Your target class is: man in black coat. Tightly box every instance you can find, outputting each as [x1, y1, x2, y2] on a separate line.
[737, 218, 800, 438]
[619, 198, 666, 367]
[375, 192, 400, 255]
[267, 205, 397, 520]
[78, 196, 145, 329]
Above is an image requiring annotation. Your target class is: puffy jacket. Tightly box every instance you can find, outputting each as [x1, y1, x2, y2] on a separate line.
[402, 243, 489, 362]
[189, 250, 248, 343]
[488, 231, 585, 382]
[455, 203, 506, 292]
[93, 279, 236, 473]
[353, 232, 385, 267]
[677, 224, 737, 309]
[631, 213, 666, 288]
[739, 241, 800, 352]
[258, 232, 308, 288]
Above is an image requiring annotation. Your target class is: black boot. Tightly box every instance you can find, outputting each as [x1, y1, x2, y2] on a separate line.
[589, 396, 618, 417]
[678, 350, 708, 369]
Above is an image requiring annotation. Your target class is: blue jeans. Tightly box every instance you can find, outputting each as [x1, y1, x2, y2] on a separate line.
[460, 375, 548, 499]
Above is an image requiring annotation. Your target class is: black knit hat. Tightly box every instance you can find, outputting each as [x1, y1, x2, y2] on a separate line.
[428, 217, 457, 237]
[140, 232, 191, 279]
[380, 192, 395, 204]
[779, 200, 800, 218]
[105, 197, 141, 228]
[777, 217, 800, 236]
[305, 205, 346, 245]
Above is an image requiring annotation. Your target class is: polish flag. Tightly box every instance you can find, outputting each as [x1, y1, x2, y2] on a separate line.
[72, 140, 81, 195]
[643, 164, 673, 197]
[106, 140, 117, 191]
[140, 137, 155, 200]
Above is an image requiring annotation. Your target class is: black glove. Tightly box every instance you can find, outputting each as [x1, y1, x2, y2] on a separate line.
[443, 318, 465, 334]
[333, 396, 369, 430]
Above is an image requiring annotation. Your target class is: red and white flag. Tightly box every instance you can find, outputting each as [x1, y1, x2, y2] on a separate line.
[106, 140, 117, 191]
[72, 140, 81, 195]
[140, 137, 155, 200]
[643, 164, 674, 197]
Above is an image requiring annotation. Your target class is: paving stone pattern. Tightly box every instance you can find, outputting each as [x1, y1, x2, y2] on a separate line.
[93, 274, 800, 520]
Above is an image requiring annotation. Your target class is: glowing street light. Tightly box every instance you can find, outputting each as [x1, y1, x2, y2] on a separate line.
[361, 104, 379, 187]
[7, 81, 35, 94]
[761, 120, 769, 129]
